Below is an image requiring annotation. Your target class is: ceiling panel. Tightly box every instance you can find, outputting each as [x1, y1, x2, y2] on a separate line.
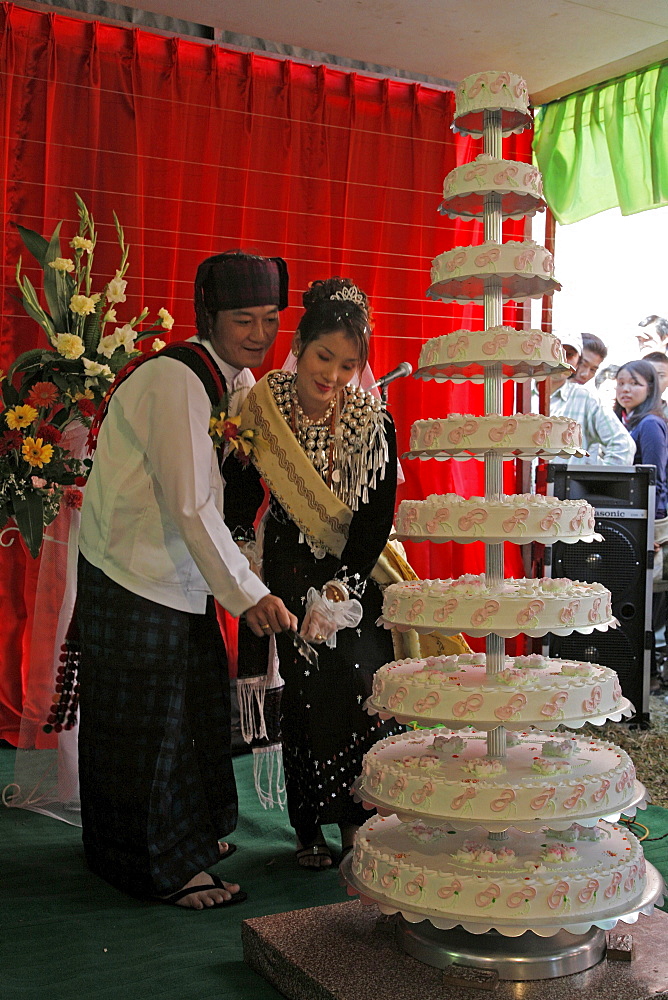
[116, 0, 668, 102]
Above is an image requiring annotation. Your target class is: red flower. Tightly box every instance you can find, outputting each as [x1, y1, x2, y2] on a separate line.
[62, 487, 84, 510]
[27, 381, 60, 408]
[37, 423, 62, 445]
[76, 397, 97, 417]
[74, 476, 88, 487]
[222, 420, 239, 440]
[0, 429, 23, 455]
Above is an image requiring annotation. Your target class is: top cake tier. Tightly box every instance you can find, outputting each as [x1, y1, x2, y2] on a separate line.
[439, 155, 545, 221]
[453, 70, 532, 136]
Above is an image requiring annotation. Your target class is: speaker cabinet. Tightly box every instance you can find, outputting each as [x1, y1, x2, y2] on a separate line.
[544, 464, 655, 723]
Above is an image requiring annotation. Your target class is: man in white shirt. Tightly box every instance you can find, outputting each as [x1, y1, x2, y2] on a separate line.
[549, 332, 635, 466]
[77, 252, 297, 909]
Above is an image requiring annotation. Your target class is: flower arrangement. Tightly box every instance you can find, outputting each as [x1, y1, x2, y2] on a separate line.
[10, 193, 173, 428]
[209, 398, 256, 464]
[0, 194, 174, 556]
[0, 389, 90, 556]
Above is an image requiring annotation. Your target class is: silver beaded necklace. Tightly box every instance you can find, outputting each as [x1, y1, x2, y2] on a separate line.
[269, 371, 388, 511]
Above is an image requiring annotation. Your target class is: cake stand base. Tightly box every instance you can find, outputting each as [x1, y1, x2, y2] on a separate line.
[242, 900, 668, 1000]
[396, 921, 606, 980]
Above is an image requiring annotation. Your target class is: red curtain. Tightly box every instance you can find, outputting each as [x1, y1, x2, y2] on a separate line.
[0, 3, 533, 742]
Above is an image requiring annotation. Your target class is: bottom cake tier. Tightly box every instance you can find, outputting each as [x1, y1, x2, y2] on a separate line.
[351, 815, 647, 928]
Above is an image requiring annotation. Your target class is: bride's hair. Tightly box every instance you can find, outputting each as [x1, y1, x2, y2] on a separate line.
[296, 277, 371, 369]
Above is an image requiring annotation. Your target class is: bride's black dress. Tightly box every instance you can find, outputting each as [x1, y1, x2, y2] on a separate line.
[228, 413, 403, 845]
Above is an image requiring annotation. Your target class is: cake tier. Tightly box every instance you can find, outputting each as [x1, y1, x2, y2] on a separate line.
[407, 413, 584, 461]
[379, 576, 617, 638]
[354, 729, 643, 832]
[350, 816, 649, 932]
[439, 156, 545, 220]
[453, 70, 532, 136]
[415, 326, 570, 383]
[366, 653, 630, 731]
[426, 240, 561, 304]
[394, 494, 600, 546]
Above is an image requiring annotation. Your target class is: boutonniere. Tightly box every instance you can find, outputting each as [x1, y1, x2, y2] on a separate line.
[209, 401, 255, 464]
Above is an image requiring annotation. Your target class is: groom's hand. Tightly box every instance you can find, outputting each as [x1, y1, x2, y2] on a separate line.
[246, 595, 297, 636]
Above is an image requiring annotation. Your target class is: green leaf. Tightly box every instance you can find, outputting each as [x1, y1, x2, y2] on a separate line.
[17, 274, 56, 343]
[82, 298, 104, 354]
[2, 382, 19, 407]
[12, 490, 45, 558]
[7, 349, 50, 381]
[15, 224, 50, 267]
[134, 328, 162, 344]
[42, 222, 74, 331]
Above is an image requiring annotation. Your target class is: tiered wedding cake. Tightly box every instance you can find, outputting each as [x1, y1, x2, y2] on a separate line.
[343, 70, 662, 961]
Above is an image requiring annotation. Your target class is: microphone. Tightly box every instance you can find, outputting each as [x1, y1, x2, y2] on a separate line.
[372, 361, 413, 389]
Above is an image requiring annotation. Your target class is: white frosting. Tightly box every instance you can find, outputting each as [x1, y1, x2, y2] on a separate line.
[426, 240, 560, 304]
[352, 816, 646, 922]
[381, 576, 613, 637]
[440, 156, 544, 220]
[417, 326, 567, 384]
[395, 494, 596, 544]
[409, 414, 582, 456]
[357, 729, 636, 827]
[367, 653, 623, 732]
[453, 70, 531, 136]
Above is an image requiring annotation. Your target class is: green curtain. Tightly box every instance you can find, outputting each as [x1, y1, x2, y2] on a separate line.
[533, 59, 668, 225]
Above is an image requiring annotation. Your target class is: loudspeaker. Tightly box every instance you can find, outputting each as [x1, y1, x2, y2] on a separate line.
[543, 464, 655, 724]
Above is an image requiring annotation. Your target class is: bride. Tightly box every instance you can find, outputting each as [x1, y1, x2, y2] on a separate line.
[229, 277, 403, 870]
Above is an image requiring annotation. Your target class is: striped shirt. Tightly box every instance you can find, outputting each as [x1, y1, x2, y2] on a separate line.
[549, 380, 635, 466]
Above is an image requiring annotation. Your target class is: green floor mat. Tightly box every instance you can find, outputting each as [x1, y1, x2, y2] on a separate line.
[1, 748, 666, 999]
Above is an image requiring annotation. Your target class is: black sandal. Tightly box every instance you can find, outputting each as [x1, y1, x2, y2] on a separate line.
[295, 843, 333, 871]
[154, 873, 247, 909]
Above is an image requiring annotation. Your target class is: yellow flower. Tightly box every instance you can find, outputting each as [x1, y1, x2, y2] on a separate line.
[158, 308, 174, 331]
[71, 236, 94, 252]
[5, 404, 38, 429]
[106, 272, 127, 304]
[70, 294, 96, 316]
[152, 338, 166, 352]
[0, 369, 4, 382]
[73, 388, 95, 401]
[56, 333, 85, 360]
[22, 436, 53, 468]
[48, 257, 75, 273]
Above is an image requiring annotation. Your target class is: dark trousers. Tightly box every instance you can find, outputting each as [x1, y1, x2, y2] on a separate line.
[77, 557, 236, 897]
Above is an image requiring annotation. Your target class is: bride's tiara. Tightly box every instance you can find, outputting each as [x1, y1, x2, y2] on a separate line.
[330, 284, 365, 307]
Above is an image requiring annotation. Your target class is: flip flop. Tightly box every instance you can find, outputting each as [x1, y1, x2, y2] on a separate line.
[295, 843, 333, 871]
[218, 842, 237, 860]
[155, 873, 247, 909]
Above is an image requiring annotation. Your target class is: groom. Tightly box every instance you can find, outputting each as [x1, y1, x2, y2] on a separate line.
[76, 251, 297, 909]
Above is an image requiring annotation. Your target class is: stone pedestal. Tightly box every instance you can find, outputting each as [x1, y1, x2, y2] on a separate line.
[242, 900, 668, 999]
